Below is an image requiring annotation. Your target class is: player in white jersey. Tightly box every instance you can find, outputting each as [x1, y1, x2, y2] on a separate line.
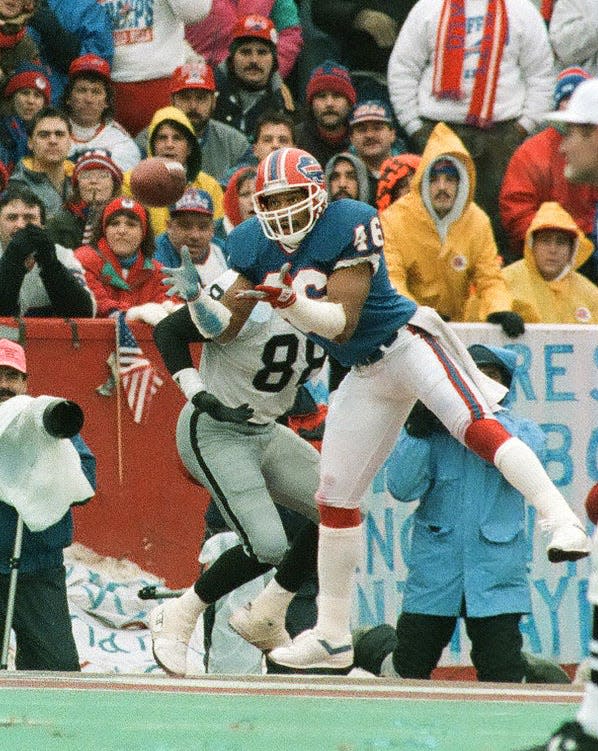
[148, 268, 326, 676]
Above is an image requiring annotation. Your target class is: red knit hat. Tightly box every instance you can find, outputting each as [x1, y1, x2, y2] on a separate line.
[102, 197, 147, 237]
[4, 64, 51, 104]
[68, 54, 111, 81]
[72, 149, 123, 188]
[231, 14, 278, 46]
[170, 61, 216, 95]
[306, 61, 356, 106]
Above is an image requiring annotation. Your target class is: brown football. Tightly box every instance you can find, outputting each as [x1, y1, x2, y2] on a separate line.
[130, 157, 187, 207]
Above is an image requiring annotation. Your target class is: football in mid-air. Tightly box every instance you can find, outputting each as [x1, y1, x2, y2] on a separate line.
[130, 157, 187, 207]
[585, 483, 598, 525]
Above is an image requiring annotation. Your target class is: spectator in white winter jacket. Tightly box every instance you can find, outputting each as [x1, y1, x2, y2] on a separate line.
[100, 0, 213, 137]
[549, 0, 598, 77]
[386, 0, 555, 256]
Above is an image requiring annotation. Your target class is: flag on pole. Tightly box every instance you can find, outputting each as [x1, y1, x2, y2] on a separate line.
[97, 313, 163, 424]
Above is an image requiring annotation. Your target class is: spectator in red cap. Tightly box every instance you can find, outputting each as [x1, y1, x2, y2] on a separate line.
[136, 60, 250, 184]
[62, 54, 140, 172]
[213, 13, 295, 138]
[294, 60, 356, 168]
[46, 148, 123, 249]
[25, 0, 113, 107]
[184, 0, 303, 81]
[0, 62, 51, 172]
[103, 0, 211, 138]
[0, 0, 40, 91]
[155, 187, 227, 286]
[75, 196, 176, 324]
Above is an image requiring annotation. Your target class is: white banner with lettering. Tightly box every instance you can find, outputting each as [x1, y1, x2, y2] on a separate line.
[352, 323, 597, 665]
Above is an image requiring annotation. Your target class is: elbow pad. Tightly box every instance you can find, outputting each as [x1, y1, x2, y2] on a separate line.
[187, 291, 232, 338]
[281, 295, 346, 340]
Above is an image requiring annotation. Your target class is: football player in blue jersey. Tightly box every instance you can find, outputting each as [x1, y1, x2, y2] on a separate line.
[162, 146, 591, 674]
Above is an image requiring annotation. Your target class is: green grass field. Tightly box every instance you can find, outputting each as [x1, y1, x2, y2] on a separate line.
[0, 673, 581, 751]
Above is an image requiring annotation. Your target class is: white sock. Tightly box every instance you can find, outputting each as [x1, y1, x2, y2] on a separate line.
[494, 438, 580, 527]
[247, 579, 294, 623]
[174, 586, 207, 620]
[578, 681, 598, 738]
[315, 523, 363, 642]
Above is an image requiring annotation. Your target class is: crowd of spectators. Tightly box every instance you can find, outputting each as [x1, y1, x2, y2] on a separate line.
[0, 0, 594, 329]
[0, 0, 597, 702]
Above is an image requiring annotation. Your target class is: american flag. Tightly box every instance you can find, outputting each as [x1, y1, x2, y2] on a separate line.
[97, 313, 163, 424]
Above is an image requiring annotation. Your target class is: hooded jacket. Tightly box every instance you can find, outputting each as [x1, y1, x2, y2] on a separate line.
[380, 122, 511, 321]
[324, 152, 370, 203]
[502, 201, 598, 324]
[122, 107, 224, 235]
[386, 344, 541, 617]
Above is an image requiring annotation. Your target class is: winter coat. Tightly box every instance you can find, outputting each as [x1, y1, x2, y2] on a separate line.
[75, 237, 169, 317]
[380, 122, 512, 321]
[27, 0, 114, 106]
[8, 157, 74, 221]
[502, 201, 598, 323]
[154, 233, 228, 284]
[313, 0, 416, 77]
[213, 64, 294, 138]
[387, 0, 554, 136]
[324, 152, 371, 203]
[499, 126, 598, 259]
[386, 345, 538, 617]
[549, 0, 598, 76]
[295, 114, 351, 172]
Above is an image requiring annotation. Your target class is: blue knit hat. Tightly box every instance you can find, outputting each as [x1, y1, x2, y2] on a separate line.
[553, 67, 592, 109]
[430, 157, 459, 180]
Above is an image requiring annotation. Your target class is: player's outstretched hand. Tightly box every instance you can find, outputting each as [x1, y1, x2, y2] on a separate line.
[162, 246, 201, 300]
[192, 391, 254, 424]
[236, 263, 296, 308]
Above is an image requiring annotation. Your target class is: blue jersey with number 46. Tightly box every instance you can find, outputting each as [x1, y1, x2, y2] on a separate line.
[227, 199, 417, 367]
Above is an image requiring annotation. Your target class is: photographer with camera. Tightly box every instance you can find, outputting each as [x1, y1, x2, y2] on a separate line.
[0, 338, 95, 670]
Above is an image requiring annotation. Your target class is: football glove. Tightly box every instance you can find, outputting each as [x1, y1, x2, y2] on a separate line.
[486, 311, 525, 338]
[236, 263, 296, 308]
[191, 391, 254, 424]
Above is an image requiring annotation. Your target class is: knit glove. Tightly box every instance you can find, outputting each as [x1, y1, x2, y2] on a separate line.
[404, 401, 446, 438]
[22, 225, 58, 269]
[2, 226, 39, 268]
[191, 391, 254, 424]
[161, 246, 201, 301]
[486, 311, 525, 338]
[353, 9, 398, 48]
[126, 302, 169, 326]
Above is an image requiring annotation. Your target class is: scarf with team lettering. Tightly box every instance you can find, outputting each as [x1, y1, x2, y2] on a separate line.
[432, 0, 508, 129]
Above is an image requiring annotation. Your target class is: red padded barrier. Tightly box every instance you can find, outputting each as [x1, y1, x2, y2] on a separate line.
[0, 317, 208, 587]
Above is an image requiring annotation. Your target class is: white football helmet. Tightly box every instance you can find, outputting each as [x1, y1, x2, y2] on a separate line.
[253, 147, 328, 248]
